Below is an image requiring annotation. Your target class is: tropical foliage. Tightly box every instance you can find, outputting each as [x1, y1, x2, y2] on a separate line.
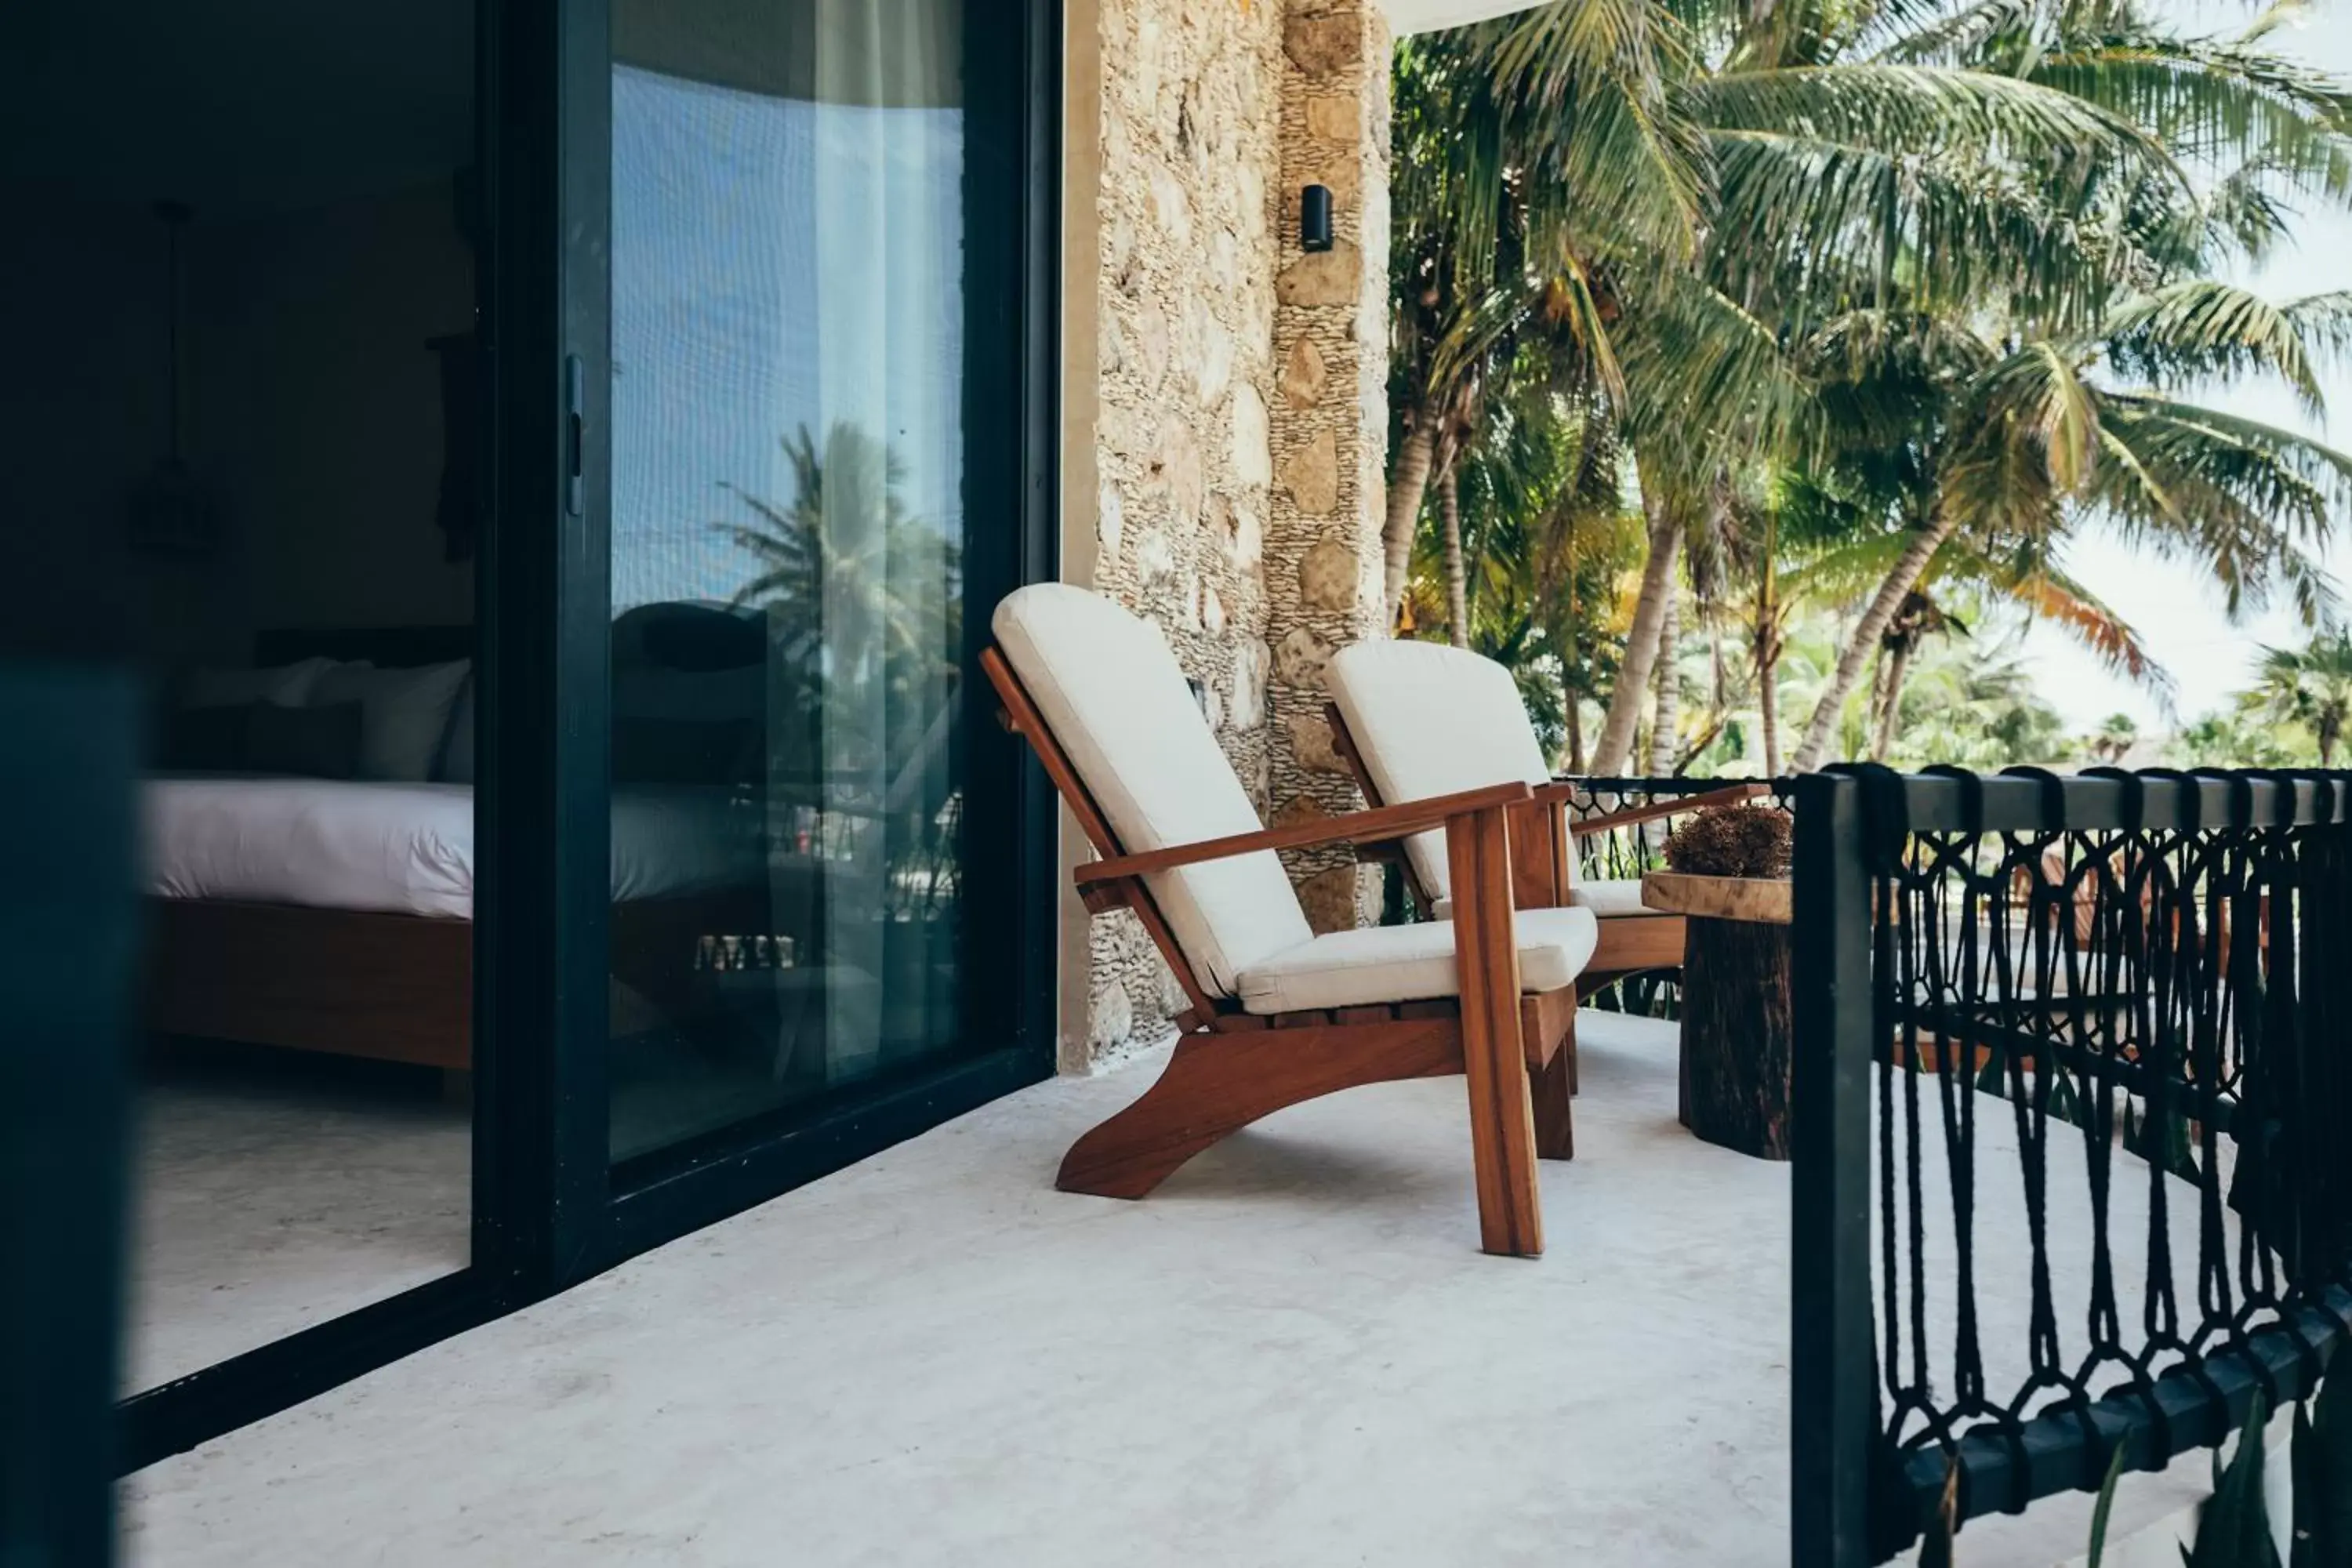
[1387, 0, 2352, 779]
[721, 422, 961, 774]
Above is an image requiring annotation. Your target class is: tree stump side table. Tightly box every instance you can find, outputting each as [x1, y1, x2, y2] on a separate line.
[1640, 869, 1794, 1161]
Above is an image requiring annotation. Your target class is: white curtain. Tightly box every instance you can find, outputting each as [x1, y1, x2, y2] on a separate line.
[608, 0, 967, 1105]
[800, 0, 964, 1083]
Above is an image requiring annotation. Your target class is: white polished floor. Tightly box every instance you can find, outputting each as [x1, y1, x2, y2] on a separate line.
[124, 1013, 2234, 1566]
[129, 1049, 470, 1392]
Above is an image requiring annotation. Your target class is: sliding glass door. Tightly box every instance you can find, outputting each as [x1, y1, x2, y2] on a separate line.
[83, 0, 1054, 1462]
[535, 0, 1056, 1248]
[604, 0, 975, 1165]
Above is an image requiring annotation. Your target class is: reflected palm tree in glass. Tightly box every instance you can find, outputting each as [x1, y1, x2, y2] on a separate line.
[718, 423, 963, 1085]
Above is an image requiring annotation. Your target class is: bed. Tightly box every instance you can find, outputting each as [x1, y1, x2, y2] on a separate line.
[143, 622, 775, 1070]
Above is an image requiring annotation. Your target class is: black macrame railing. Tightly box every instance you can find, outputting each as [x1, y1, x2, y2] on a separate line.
[1790, 768, 2352, 1565]
[1560, 776, 1792, 1014]
[1561, 775, 1795, 884]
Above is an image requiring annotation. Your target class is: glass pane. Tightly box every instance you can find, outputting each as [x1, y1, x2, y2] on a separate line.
[4, 0, 482, 1388]
[607, 0, 969, 1164]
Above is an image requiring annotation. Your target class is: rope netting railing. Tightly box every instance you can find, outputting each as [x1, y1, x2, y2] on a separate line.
[1561, 775, 1795, 884]
[1789, 768, 2352, 1563]
[1556, 776, 1793, 1013]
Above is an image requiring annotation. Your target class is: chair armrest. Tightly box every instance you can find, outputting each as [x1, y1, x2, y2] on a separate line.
[1544, 780, 1771, 838]
[1072, 781, 1532, 888]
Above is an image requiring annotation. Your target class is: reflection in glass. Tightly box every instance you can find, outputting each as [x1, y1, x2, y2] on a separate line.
[607, 0, 967, 1163]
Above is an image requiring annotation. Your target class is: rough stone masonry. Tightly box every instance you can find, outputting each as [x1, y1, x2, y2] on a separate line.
[1073, 0, 1391, 1060]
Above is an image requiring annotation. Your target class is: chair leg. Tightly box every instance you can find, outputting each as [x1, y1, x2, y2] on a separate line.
[1056, 1017, 1459, 1200]
[1448, 804, 1544, 1258]
[1532, 1017, 1574, 1161]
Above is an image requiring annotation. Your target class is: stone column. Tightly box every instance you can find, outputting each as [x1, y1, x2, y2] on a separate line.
[1072, 0, 1287, 1055]
[1265, 0, 1392, 932]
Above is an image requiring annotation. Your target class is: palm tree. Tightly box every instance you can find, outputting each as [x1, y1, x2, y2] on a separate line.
[1393, 0, 2352, 779]
[2090, 712, 2141, 763]
[2250, 633, 2352, 766]
[1867, 593, 1962, 760]
[1422, 0, 2222, 774]
[1782, 279, 2352, 771]
[1840, 602, 2079, 770]
[1384, 13, 1703, 623]
[720, 422, 960, 770]
[1764, 0, 2352, 771]
[1399, 372, 1646, 763]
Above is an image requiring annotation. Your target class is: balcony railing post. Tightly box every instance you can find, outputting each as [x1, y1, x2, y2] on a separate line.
[1790, 772, 1878, 1566]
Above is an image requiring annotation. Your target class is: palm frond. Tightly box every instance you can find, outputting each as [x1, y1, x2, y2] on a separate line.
[2100, 278, 2327, 410]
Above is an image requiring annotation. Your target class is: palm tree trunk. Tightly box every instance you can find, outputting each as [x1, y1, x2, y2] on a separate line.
[1561, 531, 1584, 774]
[1590, 489, 1682, 775]
[1382, 419, 1436, 626]
[1755, 514, 1782, 779]
[1439, 461, 1469, 649]
[2323, 718, 2339, 768]
[1789, 514, 1955, 774]
[1650, 583, 1680, 775]
[1674, 713, 1727, 775]
[1871, 640, 1913, 760]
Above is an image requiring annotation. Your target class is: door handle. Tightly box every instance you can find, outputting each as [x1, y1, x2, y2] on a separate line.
[564, 354, 586, 517]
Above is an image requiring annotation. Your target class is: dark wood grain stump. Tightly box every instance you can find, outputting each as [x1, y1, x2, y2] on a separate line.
[1645, 871, 1794, 1162]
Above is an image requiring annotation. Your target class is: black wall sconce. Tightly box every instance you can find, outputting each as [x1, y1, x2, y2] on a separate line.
[1300, 184, 1333, 252]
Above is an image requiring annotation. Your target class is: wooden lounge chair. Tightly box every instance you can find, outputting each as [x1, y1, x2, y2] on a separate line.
[1321, 639, 1767, 1004]
[983, 584, 1602, 1258]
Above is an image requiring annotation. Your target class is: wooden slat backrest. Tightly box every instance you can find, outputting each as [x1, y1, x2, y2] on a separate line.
[981, 645, 1221, 1029]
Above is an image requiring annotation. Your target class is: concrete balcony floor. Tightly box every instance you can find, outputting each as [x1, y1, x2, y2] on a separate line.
[125, 1011, 2229, 1566]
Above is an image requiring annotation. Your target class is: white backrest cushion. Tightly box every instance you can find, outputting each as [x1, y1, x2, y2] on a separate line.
[993, 584, 1309, 996]
[1326, 639, 1553, 899]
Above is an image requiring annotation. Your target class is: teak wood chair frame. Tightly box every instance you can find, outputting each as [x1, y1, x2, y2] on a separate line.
[983, 646, 1580, 1257]
[1322, 700, 1769, 1003]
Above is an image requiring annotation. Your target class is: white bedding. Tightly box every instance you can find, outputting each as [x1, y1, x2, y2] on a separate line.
[146, 776, 757, 918]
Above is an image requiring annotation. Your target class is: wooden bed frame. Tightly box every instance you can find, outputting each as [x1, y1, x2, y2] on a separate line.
[144, 887, 763, 1072]
[143, 624, 769, 1071]
[147, 897, 476, 1069]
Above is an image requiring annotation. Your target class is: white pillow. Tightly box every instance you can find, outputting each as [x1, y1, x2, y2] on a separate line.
[310, 659, 473, 782]
[438, 677, 476, 782]
[183, 657, 334, 709]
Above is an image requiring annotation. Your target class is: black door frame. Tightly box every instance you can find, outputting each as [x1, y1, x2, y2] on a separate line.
[117, 0, 1060, 1470]
[584, 0, 1065, 1268]
[562, 0, 1068, 1269]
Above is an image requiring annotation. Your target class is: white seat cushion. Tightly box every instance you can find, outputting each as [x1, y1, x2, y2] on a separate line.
[1325, 641, 1553, 902]
[1571, 877, 1653, 918]
[993, 584, 1311, 997]
[1234, 906, 1598, 1015]
[1432, 877, 1657, 921]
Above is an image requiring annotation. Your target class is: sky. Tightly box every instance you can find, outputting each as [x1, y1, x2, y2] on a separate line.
[610, 67, 964, 612]
[2013, 0, 2352, 730]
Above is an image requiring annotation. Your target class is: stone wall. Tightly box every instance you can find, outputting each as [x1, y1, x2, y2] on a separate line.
[1062, 0, 1392, 1062]
[1266, 0, 1392, 933]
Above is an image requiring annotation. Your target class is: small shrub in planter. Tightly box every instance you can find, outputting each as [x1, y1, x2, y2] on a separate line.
[1661, 801, 1793, 879]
